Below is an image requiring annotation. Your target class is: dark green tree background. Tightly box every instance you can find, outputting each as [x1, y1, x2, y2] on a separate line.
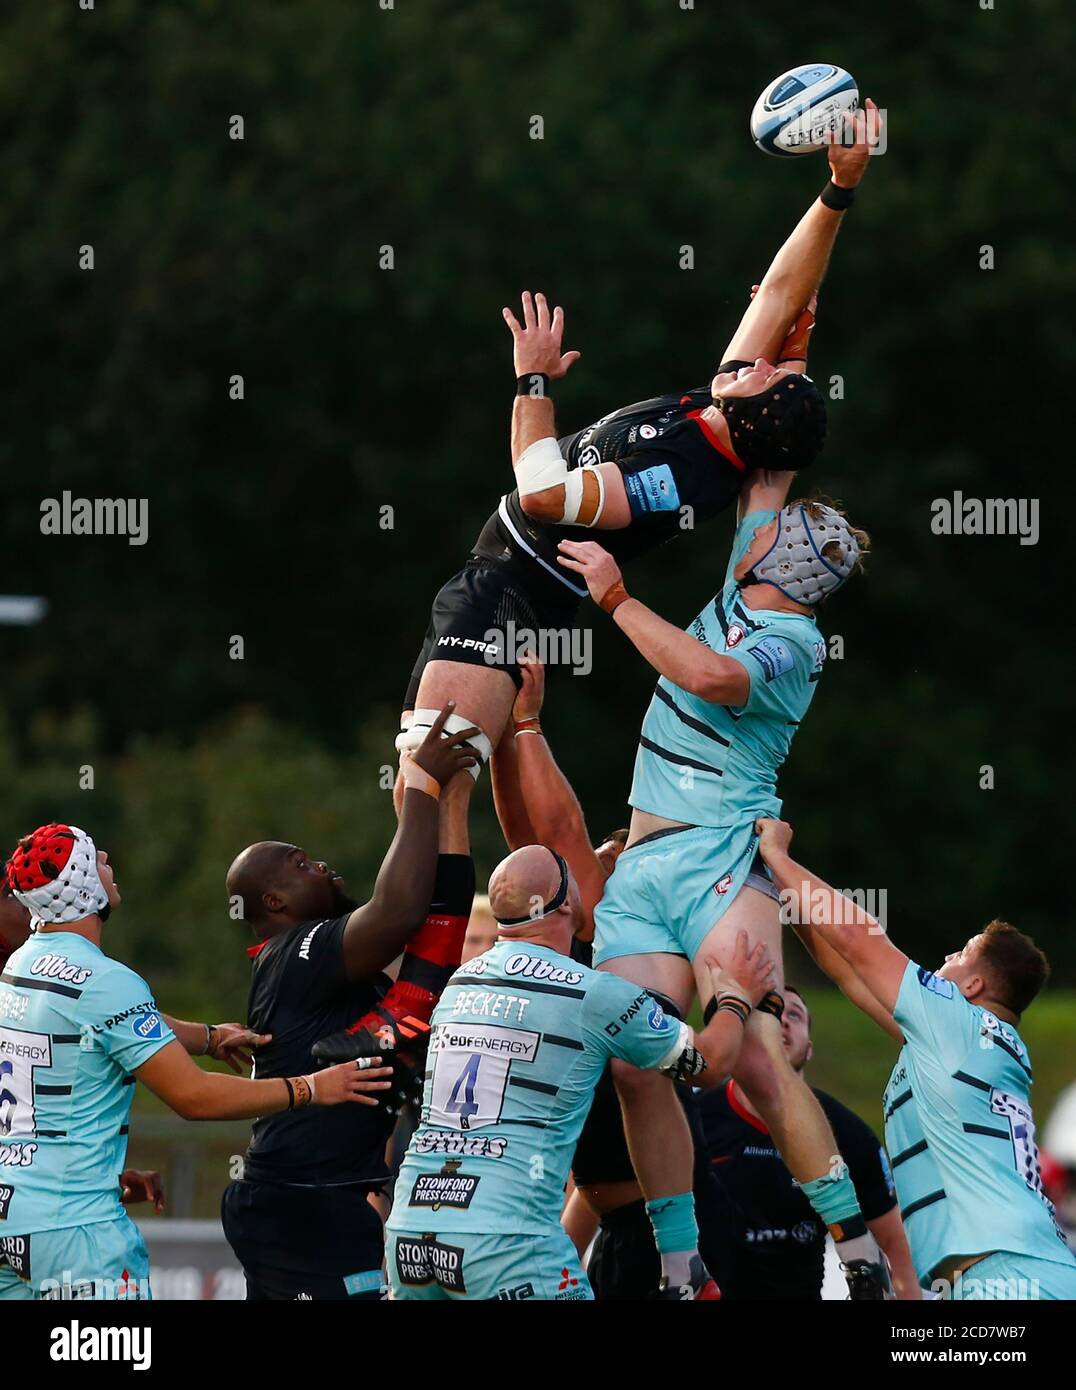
[2, 0, 1073, 1028]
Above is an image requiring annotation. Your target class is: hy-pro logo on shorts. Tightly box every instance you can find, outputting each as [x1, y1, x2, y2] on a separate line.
[132, 1012, 164, 1041]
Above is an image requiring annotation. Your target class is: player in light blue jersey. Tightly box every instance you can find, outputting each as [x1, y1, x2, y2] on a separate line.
[557, 464, 886, 1296]
[387, 842, 777, 1300]
[757, 816, 1076, 1300]
[0, 823, 392, 1300]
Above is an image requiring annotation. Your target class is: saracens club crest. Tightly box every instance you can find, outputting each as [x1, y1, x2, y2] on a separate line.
[726, 624, 746, 648]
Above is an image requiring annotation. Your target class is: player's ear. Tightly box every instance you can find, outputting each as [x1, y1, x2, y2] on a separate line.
[263, 890, 286, 916]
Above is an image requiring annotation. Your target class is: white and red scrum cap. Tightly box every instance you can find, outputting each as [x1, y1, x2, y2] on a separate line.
[4, 823, 110, 925]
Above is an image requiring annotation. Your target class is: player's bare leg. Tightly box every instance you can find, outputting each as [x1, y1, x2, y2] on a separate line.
[599, 953, 718, 1297]
[693, 886, 892, 1298]
[395, 659, 516, 813]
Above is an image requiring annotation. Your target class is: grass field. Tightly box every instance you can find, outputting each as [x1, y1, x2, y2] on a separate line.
[128, 989, 1076, 1220]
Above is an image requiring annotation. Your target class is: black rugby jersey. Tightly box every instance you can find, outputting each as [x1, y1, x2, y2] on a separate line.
[697, 1081, 896, 1300]
[241, 915, 394, 1186]
[471, 384, 745, 606]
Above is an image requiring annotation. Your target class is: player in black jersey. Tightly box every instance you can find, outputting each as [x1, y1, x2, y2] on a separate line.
[695, 987, 918, 1300]
[220, 707, 478, 1300]
[395, 112, 880, 849]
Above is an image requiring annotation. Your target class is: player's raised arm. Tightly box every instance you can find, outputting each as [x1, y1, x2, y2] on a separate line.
[755, 816, 909, 1014]
[720, 101, 881, 367]
[491, 659, 608, 935]
[340, 703, 478, 979]
[502, 293, 631, 531]
[557, 539, 751, 705]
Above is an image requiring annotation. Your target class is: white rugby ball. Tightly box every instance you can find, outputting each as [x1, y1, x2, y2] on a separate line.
[750, 64, 859, 157]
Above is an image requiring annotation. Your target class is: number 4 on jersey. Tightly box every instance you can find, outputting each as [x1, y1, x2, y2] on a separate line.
[445, 1053, 482, 1128]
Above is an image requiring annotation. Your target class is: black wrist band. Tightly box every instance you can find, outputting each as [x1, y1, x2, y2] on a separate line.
[516, 372, 551, 398]
[283, 1078, 295, 1110]
[820, 181, 855, 211]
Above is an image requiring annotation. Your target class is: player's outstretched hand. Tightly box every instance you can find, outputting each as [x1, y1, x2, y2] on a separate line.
[754, 817, 794, 864]
[502, 291, 581, 381]
[410, 701, 480, 785]
[120, 1169, 165, 1214]
[208, 1023, 271, 1074]
[557, 539, 622, 607]
[826, 97, 882, 189]
[513, 656, 546, 722]
[313, 1060, 394, 1107]
[708, 929, 776, 1008]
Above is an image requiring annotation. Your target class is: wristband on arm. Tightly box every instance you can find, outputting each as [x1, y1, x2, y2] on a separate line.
[598, 579, 630, 615]
[400, 755, 441, 799]
[819, 180, 855, 211]
[516, 372, 551, 398]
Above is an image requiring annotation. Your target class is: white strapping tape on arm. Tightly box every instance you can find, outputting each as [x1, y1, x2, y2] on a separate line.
[515, 437, 606, 528]
[655, 1019, 695, 1072]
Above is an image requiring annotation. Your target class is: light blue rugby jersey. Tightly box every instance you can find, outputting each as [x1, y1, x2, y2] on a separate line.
[0, 931, 175, 1236]
[629, 510, 826, 828]
[389, 940, 689, 1235]
[883, 960, 1074, 1285]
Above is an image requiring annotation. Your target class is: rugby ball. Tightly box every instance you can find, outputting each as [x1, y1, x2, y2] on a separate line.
[750, 64, 858, 157]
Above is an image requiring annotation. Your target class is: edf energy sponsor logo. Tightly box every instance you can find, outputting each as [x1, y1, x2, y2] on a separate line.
[503, 953, 583, 986]
[394, 1237, 466, 1293]
[132, 1012, 164, 1041]
[29, 955, 93, 986]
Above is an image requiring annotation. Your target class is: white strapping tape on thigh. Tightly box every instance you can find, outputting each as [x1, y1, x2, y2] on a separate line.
[394, 708, 493, 781]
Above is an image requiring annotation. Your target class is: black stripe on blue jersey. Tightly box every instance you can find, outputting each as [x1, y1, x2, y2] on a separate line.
[807, 671, 822, 683]
[119, 1125, 129, 1137]
[639, 736, 724, 778]
[510, 1077, 559, 1096]
[0, 972, 84, 999]
[989, 1033, 1033, 1077]
[885, 1088, 913, 1119]
[953, 1071, 992, 1092]
[543, 1034, 585, 1051]
[963, 1124, 1011, 1141]
[901, 1189, 947, 1220]
[653, 685, 731, 747]
[446, 974, 586, 1000]
[52, 1034, 83, 1045]
[731, 602, 765, 634]
[34, 1085, 71, 1096]
[35, 1130, 68, 1138]
[890, 1138, 929, 1166]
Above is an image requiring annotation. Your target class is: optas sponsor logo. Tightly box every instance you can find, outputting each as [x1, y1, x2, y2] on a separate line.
[49, 1321, 152, 1369]
[414, 1133, 507, 1160]
[0, 1144, 37, 1168]
[394, 1237, 466, 1293]
[29, 955, 93, 986]
[503, 953, 583, 986]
